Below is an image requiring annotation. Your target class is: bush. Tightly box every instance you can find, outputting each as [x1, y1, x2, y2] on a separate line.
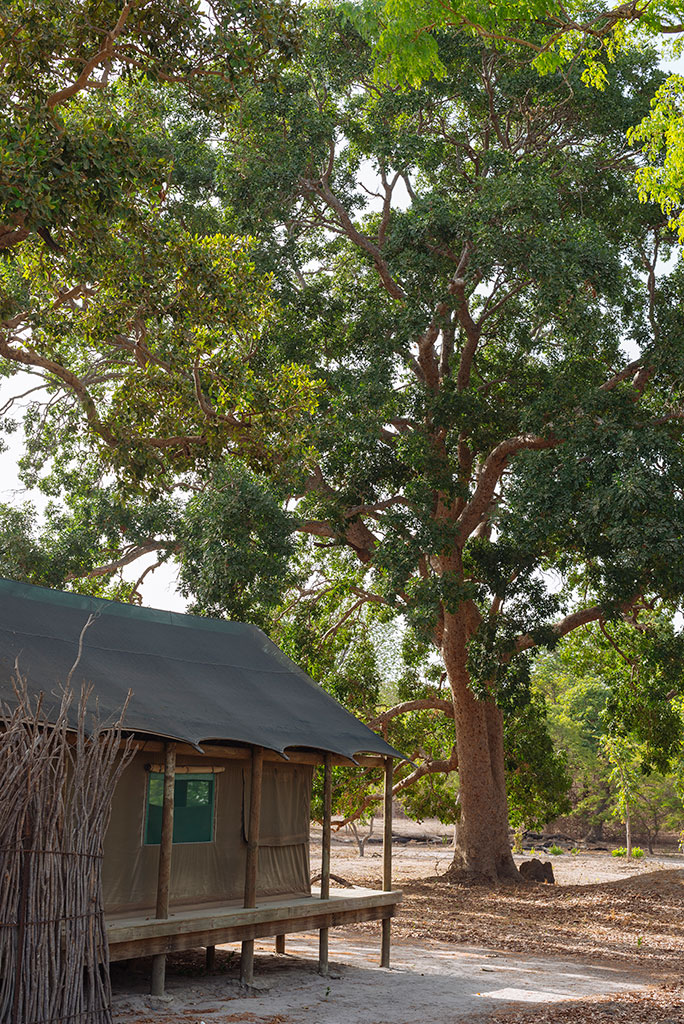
[548, 844, 565, 855]
[632, 846, 644, 858]
[612, 847, 627, 857]
[571, 847, 580, 855]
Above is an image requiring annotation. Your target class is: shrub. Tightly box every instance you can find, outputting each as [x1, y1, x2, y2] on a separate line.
[548, 844, 565, 855]
[571, 847, 580, 856]
[632, 846, 644, 858]
[612, 847, 627, 857]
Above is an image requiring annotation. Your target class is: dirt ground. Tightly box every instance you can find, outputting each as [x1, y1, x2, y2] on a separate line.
[326, 834, 684, 972]
[111, 829, 684, 1023]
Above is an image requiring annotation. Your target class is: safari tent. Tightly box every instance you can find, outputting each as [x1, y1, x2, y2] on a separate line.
[0, 577, 403, 998]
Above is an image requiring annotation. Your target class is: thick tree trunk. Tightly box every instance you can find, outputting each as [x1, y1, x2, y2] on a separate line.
[442, 610, 519, 883]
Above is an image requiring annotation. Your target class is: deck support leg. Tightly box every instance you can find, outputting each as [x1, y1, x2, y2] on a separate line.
[205, 945, 216, 971]
[318, 753, 332, 976]
[241, 745, 264, 987]
[241, 940, 255, 986]
[380, 755, 393, 968]
[275, 934, 285, 954]
[150, 742, 176, 996]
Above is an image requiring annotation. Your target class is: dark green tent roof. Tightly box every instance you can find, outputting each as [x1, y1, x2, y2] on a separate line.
[0, 578, 402, 760]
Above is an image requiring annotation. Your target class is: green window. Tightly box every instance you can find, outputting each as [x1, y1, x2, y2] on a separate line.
[145, 772, 216, 845]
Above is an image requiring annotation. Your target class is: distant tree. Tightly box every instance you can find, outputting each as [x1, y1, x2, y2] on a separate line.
[630, 772, 683, 853]
[533, 649, 614, 840]
[533, 617, 684, 848]
[603, 734, 641, 857]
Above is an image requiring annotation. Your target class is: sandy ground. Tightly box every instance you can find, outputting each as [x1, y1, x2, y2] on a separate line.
[111, 936, 660, 1024]
[111, 833, 684, 1023]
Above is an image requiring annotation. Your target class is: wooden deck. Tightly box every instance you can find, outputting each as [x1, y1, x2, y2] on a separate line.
[106, 886, 402, 962]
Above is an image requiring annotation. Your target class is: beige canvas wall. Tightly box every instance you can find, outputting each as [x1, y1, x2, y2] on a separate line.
[102, 752, 313, 914]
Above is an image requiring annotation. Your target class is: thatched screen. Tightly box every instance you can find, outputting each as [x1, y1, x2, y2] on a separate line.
[0, 681, 130, 1024]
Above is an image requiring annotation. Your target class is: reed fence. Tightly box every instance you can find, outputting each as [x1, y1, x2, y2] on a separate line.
[0, 679, 130, 1024]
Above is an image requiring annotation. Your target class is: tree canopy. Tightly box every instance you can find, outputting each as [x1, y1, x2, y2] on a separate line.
[4, 9, 684, 878]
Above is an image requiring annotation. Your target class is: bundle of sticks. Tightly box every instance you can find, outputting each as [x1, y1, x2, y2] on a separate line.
[0, 677, 130, 1024]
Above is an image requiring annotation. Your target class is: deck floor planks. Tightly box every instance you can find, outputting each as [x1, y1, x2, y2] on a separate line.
[106, 886, 402, 961]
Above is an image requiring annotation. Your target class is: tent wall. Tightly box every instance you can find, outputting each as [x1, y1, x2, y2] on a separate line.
[102, 752, 312, 914]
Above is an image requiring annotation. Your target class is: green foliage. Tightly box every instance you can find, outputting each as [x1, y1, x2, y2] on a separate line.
[612, 846, 627, 857]
[178, 463, 296, 625]
[345, 1, 684, 261]
[504, 695, 572, 829]
[344, 0, 684, 90]
[0, 0, 299, 254]
[630, 75, 684, 241]
[548, 844, 565, 855]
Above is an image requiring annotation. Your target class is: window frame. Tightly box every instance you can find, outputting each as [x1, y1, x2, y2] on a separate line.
[143, 770, 217, 847]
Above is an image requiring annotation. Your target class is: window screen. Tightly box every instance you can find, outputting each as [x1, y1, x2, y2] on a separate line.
[145, 772, 216, 845]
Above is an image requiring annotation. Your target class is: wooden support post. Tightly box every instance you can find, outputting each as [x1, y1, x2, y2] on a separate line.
[151, 741, 176, 996]
[205, 945, 216, 971]
[380, 755, 393, 968]
[241, 745, 264, 987]
[318, 752, 332, 976]
[275, 934, 285, 954]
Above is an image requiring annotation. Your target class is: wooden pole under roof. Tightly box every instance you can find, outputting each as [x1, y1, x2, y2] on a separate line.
[380, 755, 393, 968]
[150, 741, 176, 996]
[318, 752, 332, 975]
[240, 745, 264, 986]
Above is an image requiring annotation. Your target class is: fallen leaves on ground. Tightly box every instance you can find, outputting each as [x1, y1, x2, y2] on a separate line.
[343, 867, 684, 977]
[472, 983, 684, 1024]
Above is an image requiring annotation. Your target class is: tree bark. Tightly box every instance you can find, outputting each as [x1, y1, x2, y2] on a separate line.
[442, 610, 519, 882]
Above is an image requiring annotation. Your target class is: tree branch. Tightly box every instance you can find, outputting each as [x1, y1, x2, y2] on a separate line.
[514, 604, 606, 655]
[600, 358, 644, 392]
[333, 747, 459, 830]
[47, 1, 135, 110]
[457, 434, 558, 544]
[302, 177, 406, 302]
[65, 540, 172, 581]
[368, 698, 454, 729]
[0, 336, 118, 446]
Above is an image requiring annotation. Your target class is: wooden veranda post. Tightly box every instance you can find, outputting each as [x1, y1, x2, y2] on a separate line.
[381, 755, 393, 968]
[241, 745, 264, 986]
[150, 741, 176, 996]
[318, 752, 332, 976]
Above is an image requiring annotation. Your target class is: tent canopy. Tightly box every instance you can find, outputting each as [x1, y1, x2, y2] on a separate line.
[0, 578, 403, 760]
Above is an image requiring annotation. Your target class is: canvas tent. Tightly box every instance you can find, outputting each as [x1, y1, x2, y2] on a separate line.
[0, 578, 403, 995]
